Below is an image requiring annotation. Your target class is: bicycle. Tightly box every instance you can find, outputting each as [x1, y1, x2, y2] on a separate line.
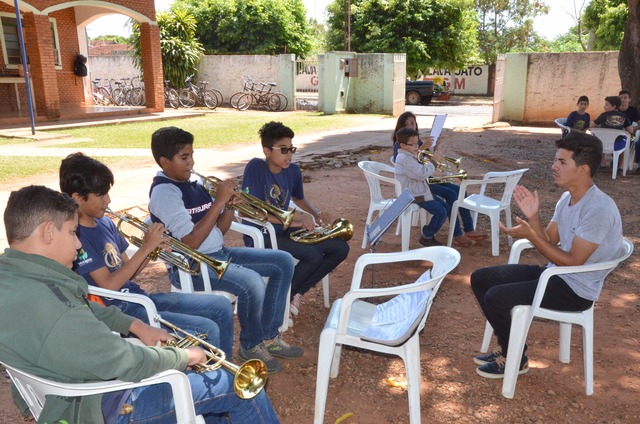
[178, 74, 218, 109]
[232, 77, 288, 111]
[91, 79, 111, 106]
[164, 80, 180, 109]
[111, 77, 145, 106]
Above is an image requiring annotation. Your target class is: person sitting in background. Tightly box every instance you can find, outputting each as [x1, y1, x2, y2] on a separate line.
[618, 90, 640, 173]
[593, 95, 634, 171]
[0, 185, 279, 424]
[563, 95, 590, 137]
[394, 127, 448, 247]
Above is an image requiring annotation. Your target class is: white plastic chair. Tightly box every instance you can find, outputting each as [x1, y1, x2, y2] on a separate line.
[446, 168, 528, 256]
[314, 246, 461, 424]
[4, 287, 205, 423]
[358, 161, 428, 251]
[479, 238, 634, 399]
[588, 128, 633, 179]
[554, 117, 570, 134]
[2, 363, 204, 424]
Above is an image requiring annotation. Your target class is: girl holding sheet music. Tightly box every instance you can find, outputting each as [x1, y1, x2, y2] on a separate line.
[392, 111, 486, 248]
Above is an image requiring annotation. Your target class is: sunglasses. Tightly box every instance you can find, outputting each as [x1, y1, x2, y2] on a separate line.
[270, 146, 297, 154]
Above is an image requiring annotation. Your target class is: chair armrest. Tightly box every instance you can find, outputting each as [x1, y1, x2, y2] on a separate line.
[230, 221, 265, 249]
[507, 239, 535, 264]
[88, 286, 160, 328]
[237, 214, 278, 248]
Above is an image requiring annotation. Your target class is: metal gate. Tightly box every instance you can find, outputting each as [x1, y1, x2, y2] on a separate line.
[295, 58, 318, 111]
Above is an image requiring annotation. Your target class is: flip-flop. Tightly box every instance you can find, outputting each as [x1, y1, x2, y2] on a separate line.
[454, 237, 474, 247]
[465, 233, 487, 241]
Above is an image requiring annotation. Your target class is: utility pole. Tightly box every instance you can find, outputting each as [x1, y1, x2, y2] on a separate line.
[343, 0, 351, 51]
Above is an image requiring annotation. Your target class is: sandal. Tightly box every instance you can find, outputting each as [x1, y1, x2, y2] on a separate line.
[454, 236, 474, 247]
[465, 231, 487, 241]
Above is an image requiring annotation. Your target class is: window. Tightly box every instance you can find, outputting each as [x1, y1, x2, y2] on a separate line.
[0, 13, 62, 69]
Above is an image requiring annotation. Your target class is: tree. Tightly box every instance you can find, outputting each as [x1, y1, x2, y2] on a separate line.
[325, 0, 479, 78]
[173, 0, 313, 58]
[619, 0, 639, 100]
[129, 9, 204, 89]
[583, 0, 628, 50]
[475, 0, 550, 65]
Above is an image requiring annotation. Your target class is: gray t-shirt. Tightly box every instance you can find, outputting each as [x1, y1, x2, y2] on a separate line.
[550, 185, 623, 301]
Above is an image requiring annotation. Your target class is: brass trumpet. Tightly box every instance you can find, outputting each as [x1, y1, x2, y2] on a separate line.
[105, 208, 229, 279]
[416, 150, 468, 184]
[155, 316, 268, 399]
[192, 171, 295, 230]
[289, 218, 354, 244]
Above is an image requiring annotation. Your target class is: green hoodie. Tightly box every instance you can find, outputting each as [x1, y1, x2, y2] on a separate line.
[0, 248, 189, 424]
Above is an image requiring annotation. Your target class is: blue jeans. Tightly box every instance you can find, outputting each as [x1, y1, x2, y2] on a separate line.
[115, 293, 234, 359]
[170, 246, 294, 351]
[265, 229, 349, 298]
[416, 197, 448, 239]
[116, 369, 279, 423]
[430, 182, 475, 237]
[635, 140, 640, 163]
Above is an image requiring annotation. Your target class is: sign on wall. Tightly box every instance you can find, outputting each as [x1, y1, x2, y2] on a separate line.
[425, 66, 489, 95]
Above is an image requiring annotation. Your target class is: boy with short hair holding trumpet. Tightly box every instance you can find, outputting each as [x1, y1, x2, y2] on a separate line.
[241, 121, 350, 321]
[148, 126, 302, 374]
[59, 152, 235, 358]
[0, 185, 279, 423]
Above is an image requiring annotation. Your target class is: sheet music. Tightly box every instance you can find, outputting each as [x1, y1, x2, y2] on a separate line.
[429, 114, 447, 148]
[366, 189, 414, 247]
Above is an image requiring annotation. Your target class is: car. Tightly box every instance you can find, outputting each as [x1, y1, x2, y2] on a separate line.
[405, 80, 434, 105]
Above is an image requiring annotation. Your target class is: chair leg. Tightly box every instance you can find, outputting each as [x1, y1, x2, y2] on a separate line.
[322, 276, 330, 308]
[362, 209, 376, 249]
[502, 305, 532, 399]
[314, 329, 337, 424]
[480, 321, 494, 353]
[582, 309, 594, 395]
[558, 322, 572, 363]
[278, 282, 292, 333]
[402, 337, 422, 424]
[447, 203, 459, 247]
[490, 212, 500, 256]
[400, 211, 412, 252]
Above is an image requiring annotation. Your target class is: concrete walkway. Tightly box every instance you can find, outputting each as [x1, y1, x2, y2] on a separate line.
[0, 103, 496, 249]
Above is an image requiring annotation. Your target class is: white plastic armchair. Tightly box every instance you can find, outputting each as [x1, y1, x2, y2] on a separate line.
[588, 128, 633, 179]
[358, 161, 428, 251]
[2, 362, 204, 423]
[479, 237, 633, 399]
[554, 117, 570, 134]
[446, 168, 528, 256]
[314, 246, 461, 424]
[88, 286, 161, 329]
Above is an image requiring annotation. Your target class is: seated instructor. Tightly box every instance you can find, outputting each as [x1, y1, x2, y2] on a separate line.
[0, 185, 279, 424]
[471, 132, 623, 379]
[241, 121, 350, 319]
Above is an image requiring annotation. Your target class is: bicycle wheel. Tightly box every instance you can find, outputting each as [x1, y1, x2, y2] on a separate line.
[210, 88, 223, 106]
[168, 88, 180, 109]
[267, 93, 281, 111]
[236, 93, 253, 111]
[273, 92, 288, 111]
[203, 90, 218, 110]
[97, 87, 112, 106]
[230, 92, 246, 109]
[129, 88, 144, 106]
[111, 88, 126, 106]
[179, 89, 196, 108]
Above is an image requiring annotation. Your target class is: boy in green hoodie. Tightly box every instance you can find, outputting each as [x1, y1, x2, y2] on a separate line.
[0, 185, 279, 424]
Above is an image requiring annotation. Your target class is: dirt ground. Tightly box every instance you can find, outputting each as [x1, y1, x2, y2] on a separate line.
[2, 122, 639, 424]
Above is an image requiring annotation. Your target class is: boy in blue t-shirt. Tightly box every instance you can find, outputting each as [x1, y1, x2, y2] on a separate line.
[59, 152, 234, 358]
[564, 95, 590, 137]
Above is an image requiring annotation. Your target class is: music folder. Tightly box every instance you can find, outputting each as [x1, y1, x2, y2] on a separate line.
[366, 189, 414, 247]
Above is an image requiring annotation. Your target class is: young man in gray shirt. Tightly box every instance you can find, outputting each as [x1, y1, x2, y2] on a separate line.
[470, 132, 623, 378]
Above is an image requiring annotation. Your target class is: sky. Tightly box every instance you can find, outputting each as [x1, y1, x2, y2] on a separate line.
[86, 0, 583, 42]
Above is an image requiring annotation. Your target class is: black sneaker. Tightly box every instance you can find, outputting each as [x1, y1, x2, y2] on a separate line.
[473, 349, 502, 366]
[419, 236, 442, 247]
[238, 342, 283, 374]
[476, 354, 529, 379]
[265, 335, 304, 359]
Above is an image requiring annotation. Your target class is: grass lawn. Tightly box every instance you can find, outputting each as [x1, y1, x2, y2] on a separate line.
[44, 111, 390, 149]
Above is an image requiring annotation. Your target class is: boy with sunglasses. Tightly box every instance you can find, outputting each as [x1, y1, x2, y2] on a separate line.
[148, 126, 303, 374]
[241, 121, 350, 321]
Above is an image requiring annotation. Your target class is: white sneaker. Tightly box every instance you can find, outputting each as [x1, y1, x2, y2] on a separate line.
[290, 293, 303, 316]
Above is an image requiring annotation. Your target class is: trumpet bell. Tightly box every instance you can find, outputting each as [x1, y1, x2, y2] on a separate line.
[235, 359, 269, 399]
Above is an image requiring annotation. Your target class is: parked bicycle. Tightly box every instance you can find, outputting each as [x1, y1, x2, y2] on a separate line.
[231, 76, 288, 111]
[178, 75, 218, 109]
[91, 79, 111, 106]
[111, 76, 144, 106]
[164, 80, 180, 109]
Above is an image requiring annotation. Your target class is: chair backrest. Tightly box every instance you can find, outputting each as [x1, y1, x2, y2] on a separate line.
[358, 161, 400, 202]
[480, 168, 529, 208]
[588, 128, 630, 153]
